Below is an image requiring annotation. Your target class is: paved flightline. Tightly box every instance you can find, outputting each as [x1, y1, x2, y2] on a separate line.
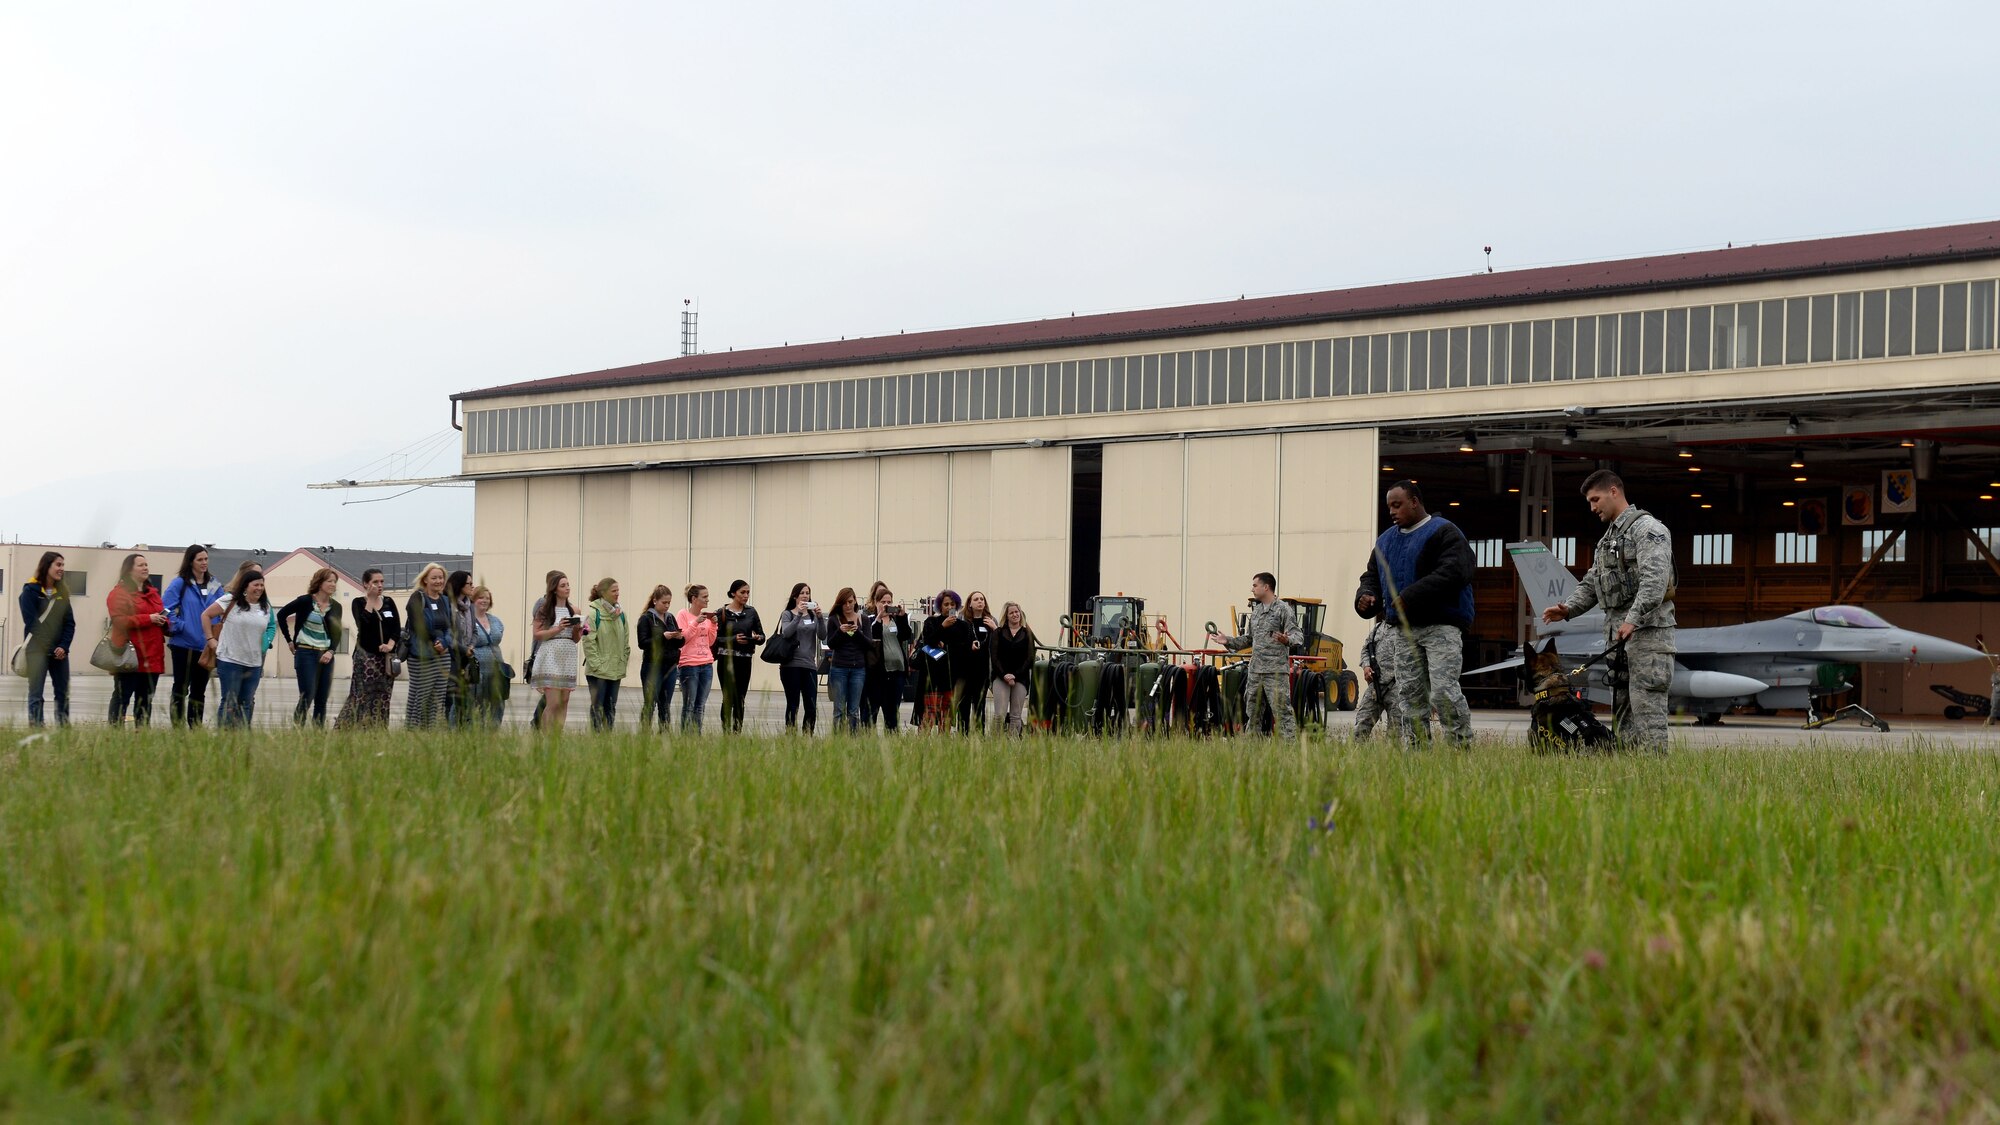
[2, 676, 1994, 747]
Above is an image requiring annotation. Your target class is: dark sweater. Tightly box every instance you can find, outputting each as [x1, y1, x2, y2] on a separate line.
[826, 613, 870, 669]
[920, 614, 978, 683]
[635, 608, 684, 675]
[716, 604, 764, 657]
[349, 597, 402, 654]
[18, 582, 76, 653]
[1354, 516, 1477, 629]
[992, 625, 1036, 680]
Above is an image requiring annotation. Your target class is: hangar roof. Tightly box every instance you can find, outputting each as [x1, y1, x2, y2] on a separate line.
[456, 219, 2000, 403]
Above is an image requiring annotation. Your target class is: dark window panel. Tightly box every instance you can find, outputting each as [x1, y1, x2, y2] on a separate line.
[1664, 309, 1687, 373]
[1311, 339, 1331, 397]
[1174, 352, 1193, 406]
[1785, 296, 1810, 365]
[1809, 294, 1834, 362]
[1759, 299, 1785, 367]
[1387, 333, 1408, 393]
[1105, 357, 1124, 412]
[1915, 285, 1941, 355]
[1405, 331, 1428, 392]
[1942, 282, 1969, 353]
[1888, 288, 1914, 357]
[869, 377, 885, 427]
[1127, 355, 1143, 410]
[1468, 324, 1489, 386]
[1238, 346, 1258, 403]
[1426, 328, 1449, 389]
[955, 368, 971, 420]
[1488, 324, 1509, 385]
[1089, 359, 1108, 414]
[1510, 321, 1532, 384]
[1031, 364, 1048, 417]
[1192, 351, 1210, 406]
[1687, 307, 1710, 372]
[1552, 318, 1574, 380]
[1331, 338, 1352, 396]
[1834, 294, 1859, 361]
[1363, 335, 1385, 394]
[1532, 319, 1554, 381]
[894, 374, 912, 425]
[1448, 326, 1469, 387]
[1595, 313, 1619, 376]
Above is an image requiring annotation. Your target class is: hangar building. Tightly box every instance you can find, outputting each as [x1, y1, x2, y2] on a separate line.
[452, 221, 2000, 715]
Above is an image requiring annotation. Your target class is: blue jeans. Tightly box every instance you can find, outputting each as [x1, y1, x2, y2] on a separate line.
[216, 661, 263, 728]
[828, 666, 866, 732]
[25, 650, 69, 727]
[293, 649, 333, 726]
[678, 663, 713, 731]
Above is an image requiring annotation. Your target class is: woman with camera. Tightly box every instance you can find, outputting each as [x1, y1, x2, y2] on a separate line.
[530, 571, 587, 733]
[775, 582, 822, 734]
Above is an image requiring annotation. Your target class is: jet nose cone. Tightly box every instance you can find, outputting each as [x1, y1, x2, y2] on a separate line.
[1899, 634, 1985, 663]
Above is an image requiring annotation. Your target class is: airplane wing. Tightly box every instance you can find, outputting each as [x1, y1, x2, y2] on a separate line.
[1507, 541, 1604, 637]
[1462, 655, 1524, 677]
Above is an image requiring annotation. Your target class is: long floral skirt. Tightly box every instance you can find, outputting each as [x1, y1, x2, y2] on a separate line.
[336, 650, 394, 730]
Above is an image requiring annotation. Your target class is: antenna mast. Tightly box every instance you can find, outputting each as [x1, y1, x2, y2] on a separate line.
[680, 298, 699, 357]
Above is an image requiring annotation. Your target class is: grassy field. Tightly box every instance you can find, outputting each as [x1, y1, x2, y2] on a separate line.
[1, 729, 1998, 1122]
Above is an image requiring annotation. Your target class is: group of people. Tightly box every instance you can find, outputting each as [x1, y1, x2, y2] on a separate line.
[19, 471, 1675, 746]
[14, 547, 507, 733]
[1349, 471, 1675, 752]
[519, 575, 1040, 736]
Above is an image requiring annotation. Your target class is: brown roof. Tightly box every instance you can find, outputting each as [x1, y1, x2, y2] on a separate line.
[456, 219, 2000, 402]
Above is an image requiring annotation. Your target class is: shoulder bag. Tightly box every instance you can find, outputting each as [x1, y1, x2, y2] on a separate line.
[8, 641, 27, 677]
[760, 611, 799, 665]
[89, 616, 139, 674]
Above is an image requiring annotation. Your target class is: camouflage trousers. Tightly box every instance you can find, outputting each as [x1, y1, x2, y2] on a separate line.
[1610, 627, 1674, 752]
[1393, 623, 1473, 746]
[1245, 669, 1296, 739]
[1352, 629, 1409, 738]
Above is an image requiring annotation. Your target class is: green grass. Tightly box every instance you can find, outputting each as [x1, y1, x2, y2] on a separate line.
[2, 728, 1998, 1122]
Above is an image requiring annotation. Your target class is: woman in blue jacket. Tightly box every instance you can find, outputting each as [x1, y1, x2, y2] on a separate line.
[17, 551, 75, 728]
[162, 544, 223, 728]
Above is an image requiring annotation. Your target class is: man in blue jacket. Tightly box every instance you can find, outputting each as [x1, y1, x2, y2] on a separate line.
[1354, 480, 1476, 747]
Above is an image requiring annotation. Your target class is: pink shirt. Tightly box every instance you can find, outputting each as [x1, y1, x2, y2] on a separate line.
[676, 608, 718, 666]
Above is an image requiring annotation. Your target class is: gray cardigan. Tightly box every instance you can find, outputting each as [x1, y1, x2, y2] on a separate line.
[776, 608, 824, 671]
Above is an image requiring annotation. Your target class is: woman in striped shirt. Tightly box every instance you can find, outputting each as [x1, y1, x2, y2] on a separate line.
[277, 567, 345, 728]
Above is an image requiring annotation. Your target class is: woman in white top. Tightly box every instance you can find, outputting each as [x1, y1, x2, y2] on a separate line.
[530, 571, 587, 732]
[201, 568, 273, 729]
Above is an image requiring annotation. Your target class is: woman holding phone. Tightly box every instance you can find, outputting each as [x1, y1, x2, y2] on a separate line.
[676, 584, 719, 731]
[824, 587, 869, 732]
[715, 579, 764, 733]
[336, 568, 401, 729]
[530, 571, 586, 732]
[775, 582, 821, 733]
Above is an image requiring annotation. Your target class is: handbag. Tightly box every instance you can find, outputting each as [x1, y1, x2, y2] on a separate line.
[9, 641, 27, 677]
[89, 619, 139, 674]
[760, 613, 800, 665]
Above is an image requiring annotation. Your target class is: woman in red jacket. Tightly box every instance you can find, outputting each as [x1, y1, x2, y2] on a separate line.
[107, 552, 169, 727]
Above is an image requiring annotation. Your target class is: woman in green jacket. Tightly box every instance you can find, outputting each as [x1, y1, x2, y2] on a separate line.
[581, 578, 630, 732]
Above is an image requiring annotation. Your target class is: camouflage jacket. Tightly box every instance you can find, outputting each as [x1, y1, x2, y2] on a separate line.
[1221, 598, 1297, 673]
[1564, 506, 1677, 631]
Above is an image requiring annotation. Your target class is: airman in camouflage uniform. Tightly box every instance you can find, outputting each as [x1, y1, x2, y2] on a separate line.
[1352, 617, 1411, 738]
[1543, 469, 1676, 752]
[1214, 571, 1298, 740]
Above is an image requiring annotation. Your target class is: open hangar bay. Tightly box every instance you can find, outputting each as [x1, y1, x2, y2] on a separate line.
[450, 221, 2000, 723]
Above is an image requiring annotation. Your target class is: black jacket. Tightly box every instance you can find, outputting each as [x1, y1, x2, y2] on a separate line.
[992, 625, 1036, 680]
[635, 608, 684, 673]
[716, 604, 764, 657]
[349, 597, 402, 654]
[920, 614, 980, 683]
[1354, 518, 1477, 629]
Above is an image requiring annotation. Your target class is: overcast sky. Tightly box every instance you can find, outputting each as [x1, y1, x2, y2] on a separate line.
[5, 1, 1996, 554]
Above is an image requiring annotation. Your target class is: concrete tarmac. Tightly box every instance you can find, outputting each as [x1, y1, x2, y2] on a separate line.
[3, 672, 1995, 746]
